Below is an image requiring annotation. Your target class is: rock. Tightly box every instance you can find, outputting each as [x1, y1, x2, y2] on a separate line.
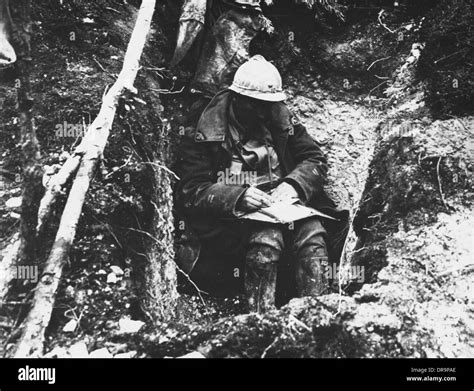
[5, 196, 21, 209]
[114, 351, 137, 359]
[177, 351, 206, 359]
[110, 265, 124, 276]
[117, 318, 145, 334]
[107, 272, 118, 284]
[69, 342, 89, 358]
[89, 348, 113, 358]
[63, 319, 78, 333]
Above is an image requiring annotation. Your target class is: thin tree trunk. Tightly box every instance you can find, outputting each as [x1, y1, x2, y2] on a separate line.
[16, 0, 43, 263]
[0, 0, 43, 305]
[142, 77, 178, 323]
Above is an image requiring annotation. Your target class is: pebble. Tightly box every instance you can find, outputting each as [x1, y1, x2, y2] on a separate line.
[114, 351, 137, 359]
[69, 342, 89, 358]
[107, 272, 118, 284]
[117, 318, 145, 334]
[110, 266, 124, 276]
[177, 351, 206, 359]
[63, 319, 78, 333]
[89, 348, 113, 359]
[5, 196, 21, 209]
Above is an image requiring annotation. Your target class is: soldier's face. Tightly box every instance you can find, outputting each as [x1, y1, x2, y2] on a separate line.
[233, 94, 272, 123]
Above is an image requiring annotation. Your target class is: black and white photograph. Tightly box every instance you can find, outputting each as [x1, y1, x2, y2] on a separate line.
[0, 0, 472, 386]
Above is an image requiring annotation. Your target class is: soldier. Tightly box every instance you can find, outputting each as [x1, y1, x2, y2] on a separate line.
[171, 0, 269, 126]
[175, 55, 347, 313]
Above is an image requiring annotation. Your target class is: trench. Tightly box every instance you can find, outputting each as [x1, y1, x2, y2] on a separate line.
[2, 0, 471, 358]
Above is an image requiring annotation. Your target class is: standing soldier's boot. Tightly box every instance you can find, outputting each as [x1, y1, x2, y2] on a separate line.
[245, 245, 280, 313]
[295, 252, 330, 297]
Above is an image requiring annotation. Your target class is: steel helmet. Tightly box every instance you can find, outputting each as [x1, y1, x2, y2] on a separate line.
[229, 55, 286, 102]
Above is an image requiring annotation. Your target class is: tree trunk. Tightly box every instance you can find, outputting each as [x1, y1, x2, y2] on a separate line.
[0, 0, 43, 305]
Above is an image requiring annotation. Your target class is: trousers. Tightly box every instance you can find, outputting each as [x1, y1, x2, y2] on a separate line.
[188, 216, 328, 300]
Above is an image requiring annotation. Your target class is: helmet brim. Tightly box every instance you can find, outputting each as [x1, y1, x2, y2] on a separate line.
[229, 85, 286, 102]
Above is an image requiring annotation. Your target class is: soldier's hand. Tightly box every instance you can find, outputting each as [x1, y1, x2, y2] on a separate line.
[239, 186, 272, 212]
[271, 182, 299, 203]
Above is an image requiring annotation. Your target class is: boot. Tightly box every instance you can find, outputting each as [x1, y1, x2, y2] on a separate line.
[245, 246, 279, 313]
[296, 255, 330, 297]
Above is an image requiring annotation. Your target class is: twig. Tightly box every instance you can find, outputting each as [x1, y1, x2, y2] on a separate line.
[91, 215, 123, 249]
[378, 10, 395, 34]
[434, 48, 468, 65]
[436, 156, 448, 210]
[92, 55, 108, 73]
[104, 6, 121, 14]
[148, 86, 184, 95]
[104, 153, 133, 179]
[141, 161, 180, 180]
[368, 80, 389, 96]
[175, 267, 208, 308]
[288, 315, 311, 332]
[261, 336, 279, 358]
[367, 56, 391, 71]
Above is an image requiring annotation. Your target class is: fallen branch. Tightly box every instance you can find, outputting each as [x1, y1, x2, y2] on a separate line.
[436, 156, 449, 210]
[36, 155, 82, 233]
[0, 234, 20, 305]
[11, 0, 157, 358]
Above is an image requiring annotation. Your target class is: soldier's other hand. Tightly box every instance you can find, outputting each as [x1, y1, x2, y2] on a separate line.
[239, 186, 272, 212]
[271, 182, 299, 203]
